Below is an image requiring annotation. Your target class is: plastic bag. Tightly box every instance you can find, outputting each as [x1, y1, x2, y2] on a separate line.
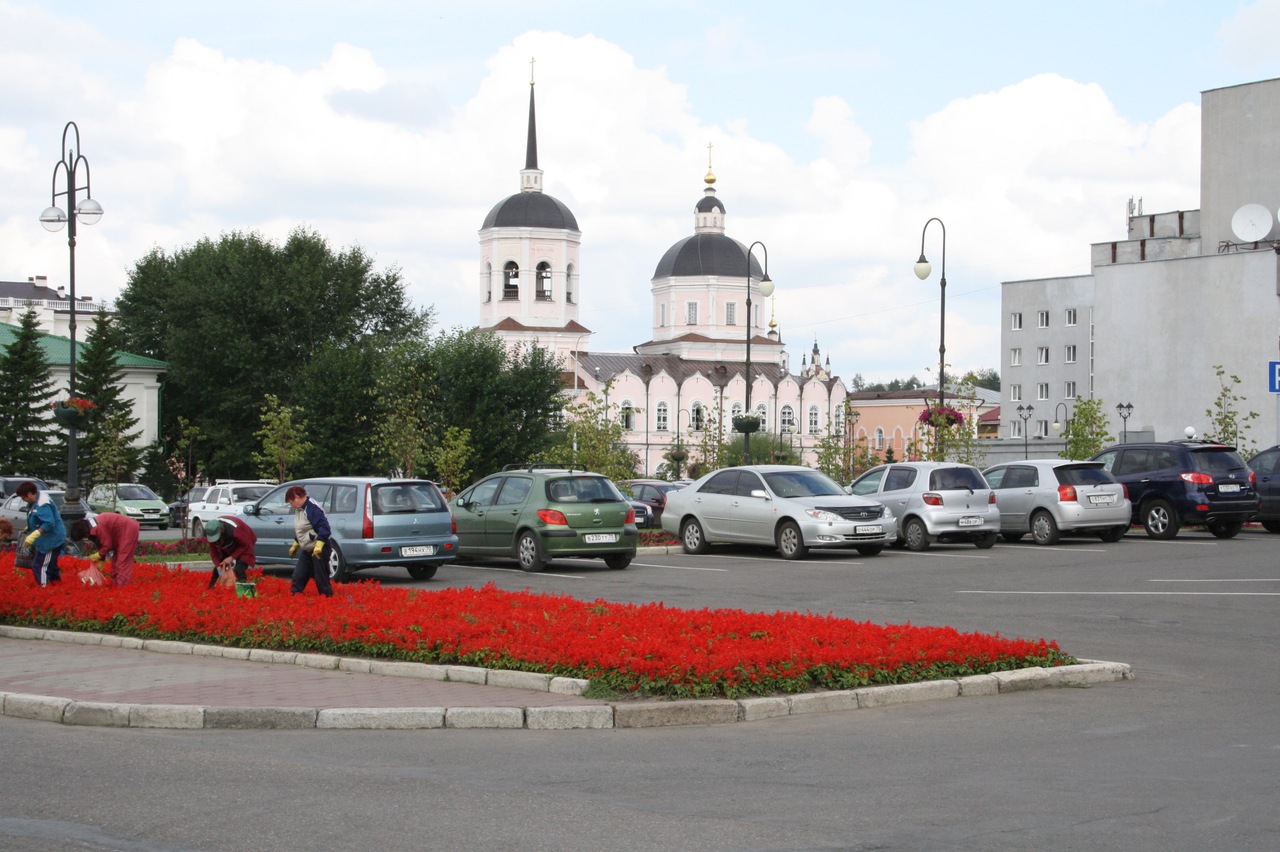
[15, 544, 32, 569]
[78, 564, 107, 586]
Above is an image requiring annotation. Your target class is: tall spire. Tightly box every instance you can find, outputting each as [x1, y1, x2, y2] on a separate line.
[520, 58, 544, 194]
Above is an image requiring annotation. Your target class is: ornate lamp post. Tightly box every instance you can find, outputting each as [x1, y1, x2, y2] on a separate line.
[1116, 402, 1134, 443]
[913, 218, 947, 456]
[670, 408, 691, 480]
[1053, 402, 1071, 433]
[39, 121, 103, 516]
[740, 241, 774, 465]
[1017, 404, 1034, 460]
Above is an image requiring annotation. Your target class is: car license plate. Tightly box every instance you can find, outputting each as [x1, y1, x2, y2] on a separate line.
[1089, 494, 1117, 505]
[400, 545, 435, 557]
[1219, 484, 1241, 493]
[583, 533, 618, 544]
[958, 516, 982, 527]
[855, 525, 883, 535]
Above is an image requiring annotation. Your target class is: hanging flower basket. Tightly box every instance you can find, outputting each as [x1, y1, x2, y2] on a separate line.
[668, 449, 688, 464]
[52, 396, 95, 430]
[732, 415, 762, 434]
[918, 405, 964, 427]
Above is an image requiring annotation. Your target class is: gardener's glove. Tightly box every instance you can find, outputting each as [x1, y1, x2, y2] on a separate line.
[89, 552, 102, 563]
[288, 542, 300, 557]
[23, 530, 41, 548]
[313, 540, 325, 556]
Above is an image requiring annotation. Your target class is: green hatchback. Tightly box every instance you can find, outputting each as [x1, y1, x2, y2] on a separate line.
[450, 464, 638, 572]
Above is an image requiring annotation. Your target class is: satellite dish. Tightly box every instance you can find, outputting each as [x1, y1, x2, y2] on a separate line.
[1231, 203, 1273, 242]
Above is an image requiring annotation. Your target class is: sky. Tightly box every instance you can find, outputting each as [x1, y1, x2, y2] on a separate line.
[3, 1, 1280, 384]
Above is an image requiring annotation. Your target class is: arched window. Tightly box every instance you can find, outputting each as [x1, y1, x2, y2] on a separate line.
[566, 263, 576, 304]
[808, 405, 820, 434]
[754, 403, 767, 423]
[656, 401, 669, 431]
[833, 406, 844, 434]
[485, 263, 492, 303]
[781, 405, 796, 433]
[619, 400, 635, 432]
[536, 262, 552, 301]
[731, 402, 743, 419]
[874, 428, 886, 450]
[692, 403, 706, 431]
[503, 262, 519, 300]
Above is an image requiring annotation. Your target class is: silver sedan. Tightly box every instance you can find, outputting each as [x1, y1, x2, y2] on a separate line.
[661, 465, 897, 559]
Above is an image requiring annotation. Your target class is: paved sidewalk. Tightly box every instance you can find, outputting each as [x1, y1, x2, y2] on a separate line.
[0, 626, 1133, 731]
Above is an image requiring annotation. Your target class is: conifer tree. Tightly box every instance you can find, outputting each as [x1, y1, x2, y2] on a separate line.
[0, 308, 60, 477]
[77, 307, 143, 480]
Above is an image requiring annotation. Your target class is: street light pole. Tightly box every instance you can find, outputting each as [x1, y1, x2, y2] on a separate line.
[914, 218, 946, 457]
[1116, 402, 1134, 444]
[1017, 404, 1034, 460]
[743, 241, 774, 465]
[39, 121, 103, 515]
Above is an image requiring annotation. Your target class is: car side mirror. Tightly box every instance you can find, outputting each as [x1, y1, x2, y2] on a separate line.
[750, 489, 769, 499]
[243, 503, 258, 515]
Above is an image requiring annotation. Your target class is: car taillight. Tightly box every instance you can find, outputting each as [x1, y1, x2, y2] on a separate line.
[1057, 485, 1078, 502]
[1122, 484, 1129, 499]
[450, 514, 457, 534]
[625, 508, 636, 524]
[1249, 471, 1258, 484]
[537, 508, 568, 525]
[988, 491, 997, 505]
[922, 492, 943, 506]
[362, 483, 374, 538]
[1180, 472, 1213, 485]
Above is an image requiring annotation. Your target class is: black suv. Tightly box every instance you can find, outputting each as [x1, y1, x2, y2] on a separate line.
[1091, 441, 1257, 539]
[1246, 446, 1280, 532]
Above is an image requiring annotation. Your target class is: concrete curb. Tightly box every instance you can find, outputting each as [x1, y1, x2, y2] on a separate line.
[0, 625, 1133, 731]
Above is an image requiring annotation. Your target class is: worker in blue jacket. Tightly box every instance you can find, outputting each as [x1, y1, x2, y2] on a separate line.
[285, 485, 333, 597]
[18, 481, 66, 586]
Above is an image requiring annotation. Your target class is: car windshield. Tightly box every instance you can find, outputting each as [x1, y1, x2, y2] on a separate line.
[231, 485, 272, 502]
[372, 483, 448, 513]
[547, 477, 625, 503]
[1056, 465, 1115, 486]
[117, 485, 159, 500]
[929, 468, 985, 491]
[761, 469, 846, 498]
[1191, 449, 1248, 473]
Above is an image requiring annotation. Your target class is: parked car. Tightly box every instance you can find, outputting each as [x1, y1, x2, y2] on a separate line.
[1091, 440, 1257, 539]
[661, 465, 897, 559]
[613, 482, 656, 528]
[617, 479, 686, 527]
[0, 476, 49, 498]
[982, 460, 1131, 545]
[1248, 445, 1280, 532]
[168, 486, 210, 529]
[186, 480, 277, 537]
[849, 462, 1000, 551]
[450, 464, 637, 572]
[240, 477, 457, 582]
[0, 490, 96, 542]
[87, 483, 169, 529]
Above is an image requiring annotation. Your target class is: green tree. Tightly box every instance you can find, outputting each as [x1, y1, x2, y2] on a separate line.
[1059, 397, 1113, 460]
[913, 372, 986, 466]
[1203, 364, 1261, 455]
[0, 308, 60, 478]
[427, 426, 473, 496]
[963, 367, 1001, 392]
[368, 342, 433, 477]
[76, 307, 143, 481]
[814, 407, 878, 483]
[253, 394, 312, 481]
[548, 381, 639, 480]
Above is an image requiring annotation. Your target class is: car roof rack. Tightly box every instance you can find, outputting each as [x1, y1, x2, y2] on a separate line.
[213, 479, 278, 485]
[500, 462, 590, 473]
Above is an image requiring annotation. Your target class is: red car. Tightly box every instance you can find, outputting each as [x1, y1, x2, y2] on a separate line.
[618, 479, 687, 527]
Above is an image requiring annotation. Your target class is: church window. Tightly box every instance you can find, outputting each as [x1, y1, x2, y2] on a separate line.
[659, 304, 666, 327]
[808, 405, 820, 434]
[656, 402, 669, 431]
[781, 405, 796, 433]
[536, 262, 553, 301]
[566, 264, 576, 304]
[485, 263, 492, 303]
[619, 400, 635, 432]
[725, 302, 737, 325]
[754, 403, 767, 424]
[731, 402, 743, 420]
[874, 428, 886, 450]
[692, 403, 706, 431]
[503, 262, 520, 300]
[686, 302, 698, 325]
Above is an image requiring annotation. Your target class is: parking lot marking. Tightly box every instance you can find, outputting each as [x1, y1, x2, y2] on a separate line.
[958, 590, 1280, 596]
[1149, 578, 1280, 583]
[456, 564, 585, 579]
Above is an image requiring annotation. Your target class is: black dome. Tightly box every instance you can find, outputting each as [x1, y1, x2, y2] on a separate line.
[695, 196, 725, 213]
[652, 234, 764, 279]
[482, 192, 579, 231]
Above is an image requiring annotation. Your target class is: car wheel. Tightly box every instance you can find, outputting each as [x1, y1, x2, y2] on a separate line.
[516, 531, 547, 572]
[855, 544, 884, 556]
[158, 522, 168, 531]
[604, 554, 631, 570]
[888, 538, 907, 550]
[1001, 532, 1025, 543]
[1207, 519, 1244, 539]
[904, 518, 930, 551]
[1142, 499, 1180, 539]
[680, 518, 709, 555]
[974, 532, 998, 549]
[1098, 525, 1128, 543]
[777, 520, 808, 560]
[406, 564, 438, 581]
[1030, 510, 1060, 546]
[325, 543, 352, 582]
[190, 518, 204, 539]
[1262, 520, 1280, 534]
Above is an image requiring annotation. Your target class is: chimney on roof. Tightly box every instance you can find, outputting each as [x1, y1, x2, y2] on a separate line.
[29, 275, 48, 286]
[56, 286, 67, 300]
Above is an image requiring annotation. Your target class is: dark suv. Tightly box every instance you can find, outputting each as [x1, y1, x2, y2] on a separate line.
[1091, 441, 1257, 539]
[1246, 445, 1280, 532]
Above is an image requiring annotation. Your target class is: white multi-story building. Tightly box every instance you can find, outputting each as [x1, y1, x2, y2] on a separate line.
[1002, 77, 1280, 450]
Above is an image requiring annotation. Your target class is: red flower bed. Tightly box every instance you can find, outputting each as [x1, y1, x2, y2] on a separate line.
[0, 554, 1073, 699]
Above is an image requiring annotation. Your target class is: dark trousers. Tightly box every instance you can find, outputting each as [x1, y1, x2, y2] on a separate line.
[207, 559, 249, 589]
[290, 551, 333, 597]
[31, 547, 62, 586]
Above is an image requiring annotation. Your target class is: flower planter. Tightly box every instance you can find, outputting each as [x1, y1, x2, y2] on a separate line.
[732, 415, 761, 434]
[53, 401, 93, 430]
[668, 450, 688, 464]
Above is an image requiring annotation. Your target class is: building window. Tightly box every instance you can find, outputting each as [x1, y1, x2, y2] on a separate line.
[1037, 383, 1049, 401]
[1037, 347, 1050, 365]
[1064, 344, 1077, 363]
[1010, 312, 1023, 331]
[1036, 419, 1049, 438]
[619, 401, 635, 432]
[565, 263, 576, 304]
[1010, 348, 1022, 367]
[659, 304, 666, 327]
[502, 262, 520, 300]
[1065, 308, 1077, 326]
[692, 403, 706, 431]
[1011, 420, 1024, 438]
[731, 401, 743, 419]
[808, 404, 820, 434]
[485, 263, 492, 303]
[686, 302, 698, 325]
[535, 262, 552, 301]
[656, 402, 669, 431]
[1064, 381, 1076, 399]
[1037, 310, 1049, 328]
[725, 302, 737, 325]
[1010, 384, 1022, 402]
[874, 428, 885, 450]
[781, 405, 795, 433]
[754, 403, 767, 425]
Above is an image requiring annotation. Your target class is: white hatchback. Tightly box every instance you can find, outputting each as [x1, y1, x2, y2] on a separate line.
[982, 459, 1131, 545]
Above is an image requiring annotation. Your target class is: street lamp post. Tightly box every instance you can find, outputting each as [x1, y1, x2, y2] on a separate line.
[671, 408, 691, 480]
[1116, 402, 1134, 443]
[39, 121, 103, 516]
[742, 241, 774, 465]
[913, 218, 947, 457]
[1017, 404, 1034, 460]
[1053, 402, 1071, 433]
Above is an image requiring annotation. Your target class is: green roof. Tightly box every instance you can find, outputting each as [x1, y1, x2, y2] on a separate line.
[0, 322, 167, 370]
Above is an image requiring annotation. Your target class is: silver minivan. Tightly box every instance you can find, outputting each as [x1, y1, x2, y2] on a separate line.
[849, 462, 1000, 551]
[983, 460, 1131, 545]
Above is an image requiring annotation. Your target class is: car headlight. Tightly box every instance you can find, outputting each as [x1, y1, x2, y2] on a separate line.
[123, 507, 143, 517]
[804, 508, 844, 523]
[880, 505, 894, 520]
